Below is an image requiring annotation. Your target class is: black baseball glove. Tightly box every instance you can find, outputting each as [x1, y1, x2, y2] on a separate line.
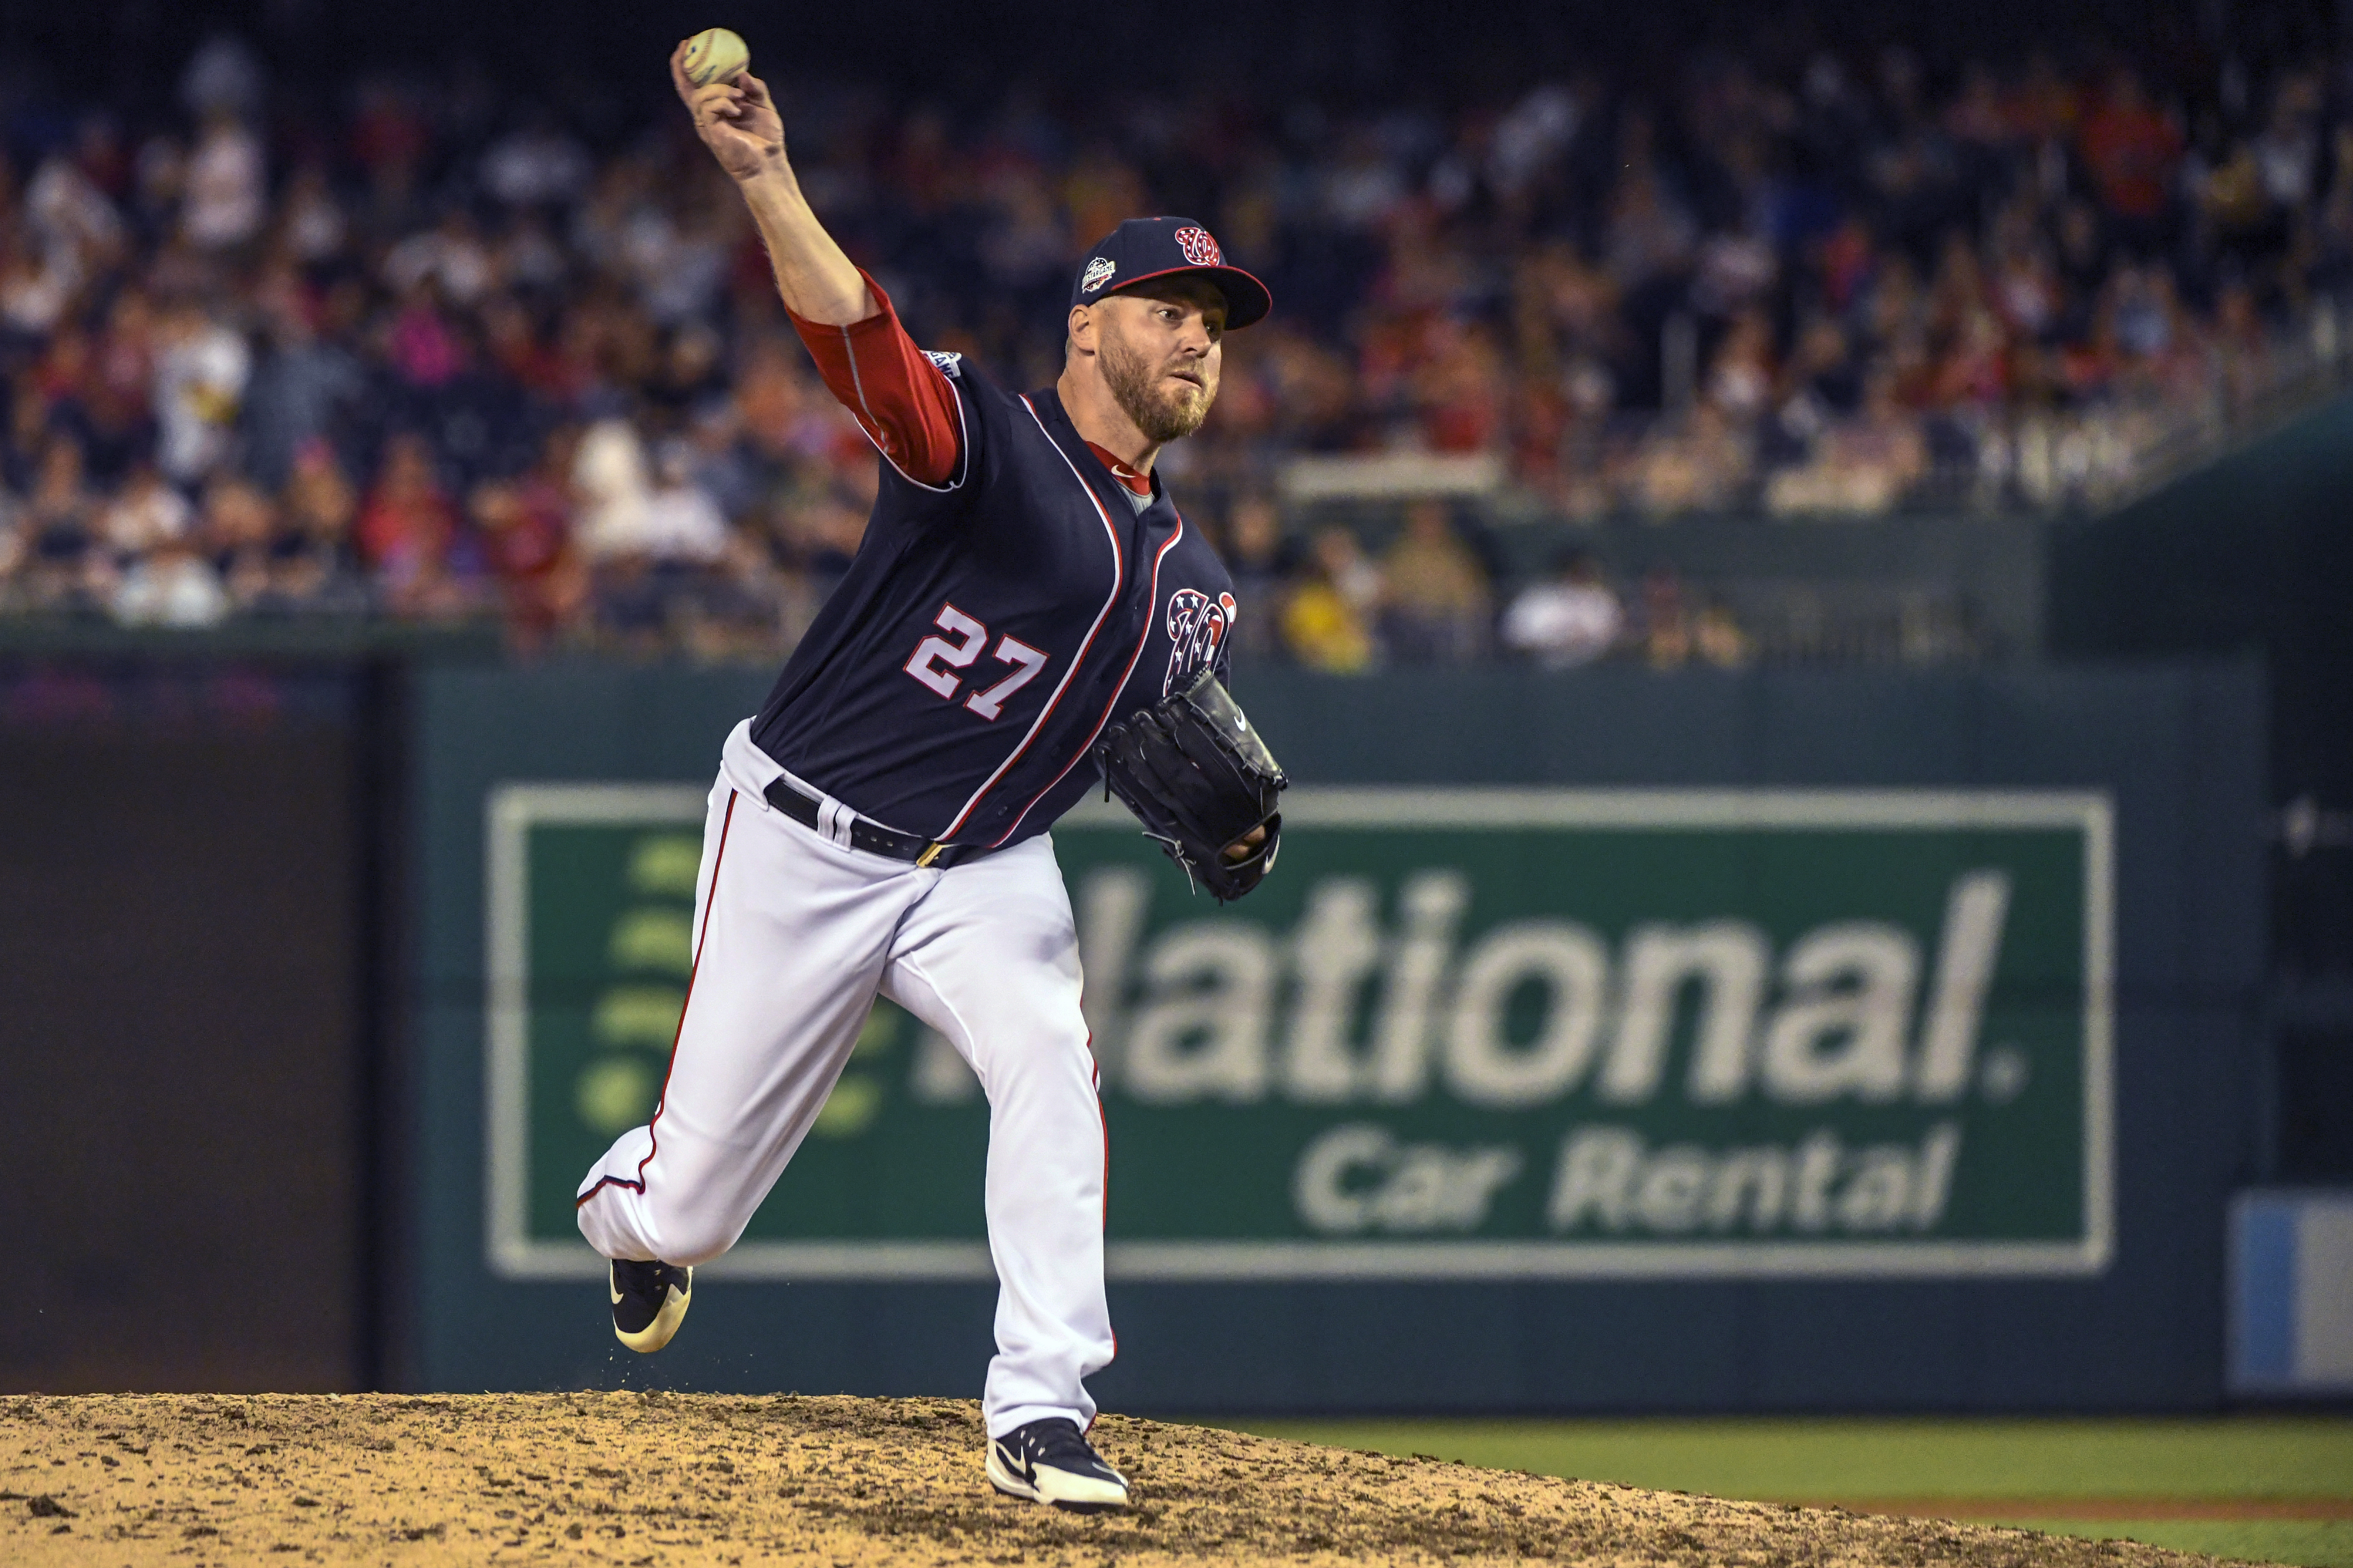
[1094, 669, 1287, 902]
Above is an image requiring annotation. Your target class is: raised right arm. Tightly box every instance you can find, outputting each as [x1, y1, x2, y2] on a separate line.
[671, 41, 868, 324]
[672, 39, 962, 485]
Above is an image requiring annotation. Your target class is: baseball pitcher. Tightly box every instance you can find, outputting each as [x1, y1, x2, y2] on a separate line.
[573, 37, 1287, 1512]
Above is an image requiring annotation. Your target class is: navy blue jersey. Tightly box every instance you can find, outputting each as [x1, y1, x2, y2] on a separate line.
[750, 358, 1237, 848]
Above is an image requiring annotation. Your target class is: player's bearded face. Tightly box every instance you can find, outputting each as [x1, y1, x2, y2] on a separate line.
[1098, 305, 1220, 444]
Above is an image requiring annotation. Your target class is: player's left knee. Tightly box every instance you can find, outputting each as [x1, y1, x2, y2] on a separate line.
[970, 1020, 1096, 1098]
[646, 1207, 745, 1266]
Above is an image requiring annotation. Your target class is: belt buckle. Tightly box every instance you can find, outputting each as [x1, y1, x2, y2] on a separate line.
[916, 842, 945, 869]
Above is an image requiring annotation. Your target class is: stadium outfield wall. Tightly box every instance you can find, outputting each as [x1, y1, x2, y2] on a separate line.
[408, 658, 2264, 1412]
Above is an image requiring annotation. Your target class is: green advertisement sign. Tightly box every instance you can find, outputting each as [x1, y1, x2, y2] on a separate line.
[486, 786, 2112, 1281]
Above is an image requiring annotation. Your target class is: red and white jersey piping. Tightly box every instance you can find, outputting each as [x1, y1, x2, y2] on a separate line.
[991, 513, 1185, 848]
[933, 394, 1127, 841]
[834, 323, 970, 494]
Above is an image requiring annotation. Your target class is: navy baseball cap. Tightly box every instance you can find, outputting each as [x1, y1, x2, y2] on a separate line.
[1070, 217, 1272, 330]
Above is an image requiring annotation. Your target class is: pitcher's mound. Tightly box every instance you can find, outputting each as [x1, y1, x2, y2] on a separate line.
[4, 1393, 2234, 1565]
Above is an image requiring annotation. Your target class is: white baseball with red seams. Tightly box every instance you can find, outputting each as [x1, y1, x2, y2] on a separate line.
[576, 720, 1115, 1436]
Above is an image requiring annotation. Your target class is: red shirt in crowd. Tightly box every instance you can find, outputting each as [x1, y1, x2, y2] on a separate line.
[2079, 90, 2183, 220]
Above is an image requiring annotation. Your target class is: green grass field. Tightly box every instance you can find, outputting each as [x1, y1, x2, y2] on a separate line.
[1220, 1417, 2353, 1566]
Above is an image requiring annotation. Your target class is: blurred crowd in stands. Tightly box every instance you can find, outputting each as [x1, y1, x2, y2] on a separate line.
[0, 32, 2346, 661]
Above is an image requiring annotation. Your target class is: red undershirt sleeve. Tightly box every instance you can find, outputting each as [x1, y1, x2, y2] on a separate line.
[785, 270, 963, 488]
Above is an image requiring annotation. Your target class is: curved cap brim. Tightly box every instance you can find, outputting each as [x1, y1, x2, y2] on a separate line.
[1103, 263, 1273, 330]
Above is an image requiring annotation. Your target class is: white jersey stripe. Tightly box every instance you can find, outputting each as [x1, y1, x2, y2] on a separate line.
[936, 395, 1125, 841]
[989, 514, 1183, 848]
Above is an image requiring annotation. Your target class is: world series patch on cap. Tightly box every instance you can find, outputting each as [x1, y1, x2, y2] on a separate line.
[1069, 217, 1273, 330]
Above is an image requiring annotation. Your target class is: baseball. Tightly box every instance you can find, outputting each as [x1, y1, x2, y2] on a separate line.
[681, 27, 750, 87]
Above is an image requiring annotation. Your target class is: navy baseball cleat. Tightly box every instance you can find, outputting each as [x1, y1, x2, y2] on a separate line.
[608, 1259, 692, 1353]
[985, 1418, 1130, 1511]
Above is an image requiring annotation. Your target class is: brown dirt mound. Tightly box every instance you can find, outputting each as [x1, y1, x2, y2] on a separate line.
[2, 1392, 2241, 1566]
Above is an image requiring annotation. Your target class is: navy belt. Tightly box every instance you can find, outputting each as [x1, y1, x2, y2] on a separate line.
[762, 778, 998, 870]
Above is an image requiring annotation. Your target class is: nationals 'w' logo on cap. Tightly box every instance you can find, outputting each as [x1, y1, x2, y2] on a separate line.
[1173, 226, 1222, 267]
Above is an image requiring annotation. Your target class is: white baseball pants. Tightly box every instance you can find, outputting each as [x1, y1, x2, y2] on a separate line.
[576, 721, 1114, 1438]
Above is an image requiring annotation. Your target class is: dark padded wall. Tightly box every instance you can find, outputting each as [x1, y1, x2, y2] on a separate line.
[0, 721, 364, 1393]
[2049, 392, 2353, 1186]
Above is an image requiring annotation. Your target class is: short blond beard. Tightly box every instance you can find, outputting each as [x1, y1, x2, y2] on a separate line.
[1097, 315, 1213, 443]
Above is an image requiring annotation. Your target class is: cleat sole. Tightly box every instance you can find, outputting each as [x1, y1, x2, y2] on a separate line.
[610, 1264, 692, 1354]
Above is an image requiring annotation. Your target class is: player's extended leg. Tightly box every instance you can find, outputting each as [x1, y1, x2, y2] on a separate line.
[576, 780, 919, 1294]
[881, 834, 1127, 1509]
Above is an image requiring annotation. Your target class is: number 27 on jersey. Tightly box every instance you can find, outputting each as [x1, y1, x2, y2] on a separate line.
[904, 604, 1049, 721]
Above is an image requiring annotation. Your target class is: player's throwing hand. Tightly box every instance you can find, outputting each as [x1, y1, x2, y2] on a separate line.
[669, 39, 783, 182]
